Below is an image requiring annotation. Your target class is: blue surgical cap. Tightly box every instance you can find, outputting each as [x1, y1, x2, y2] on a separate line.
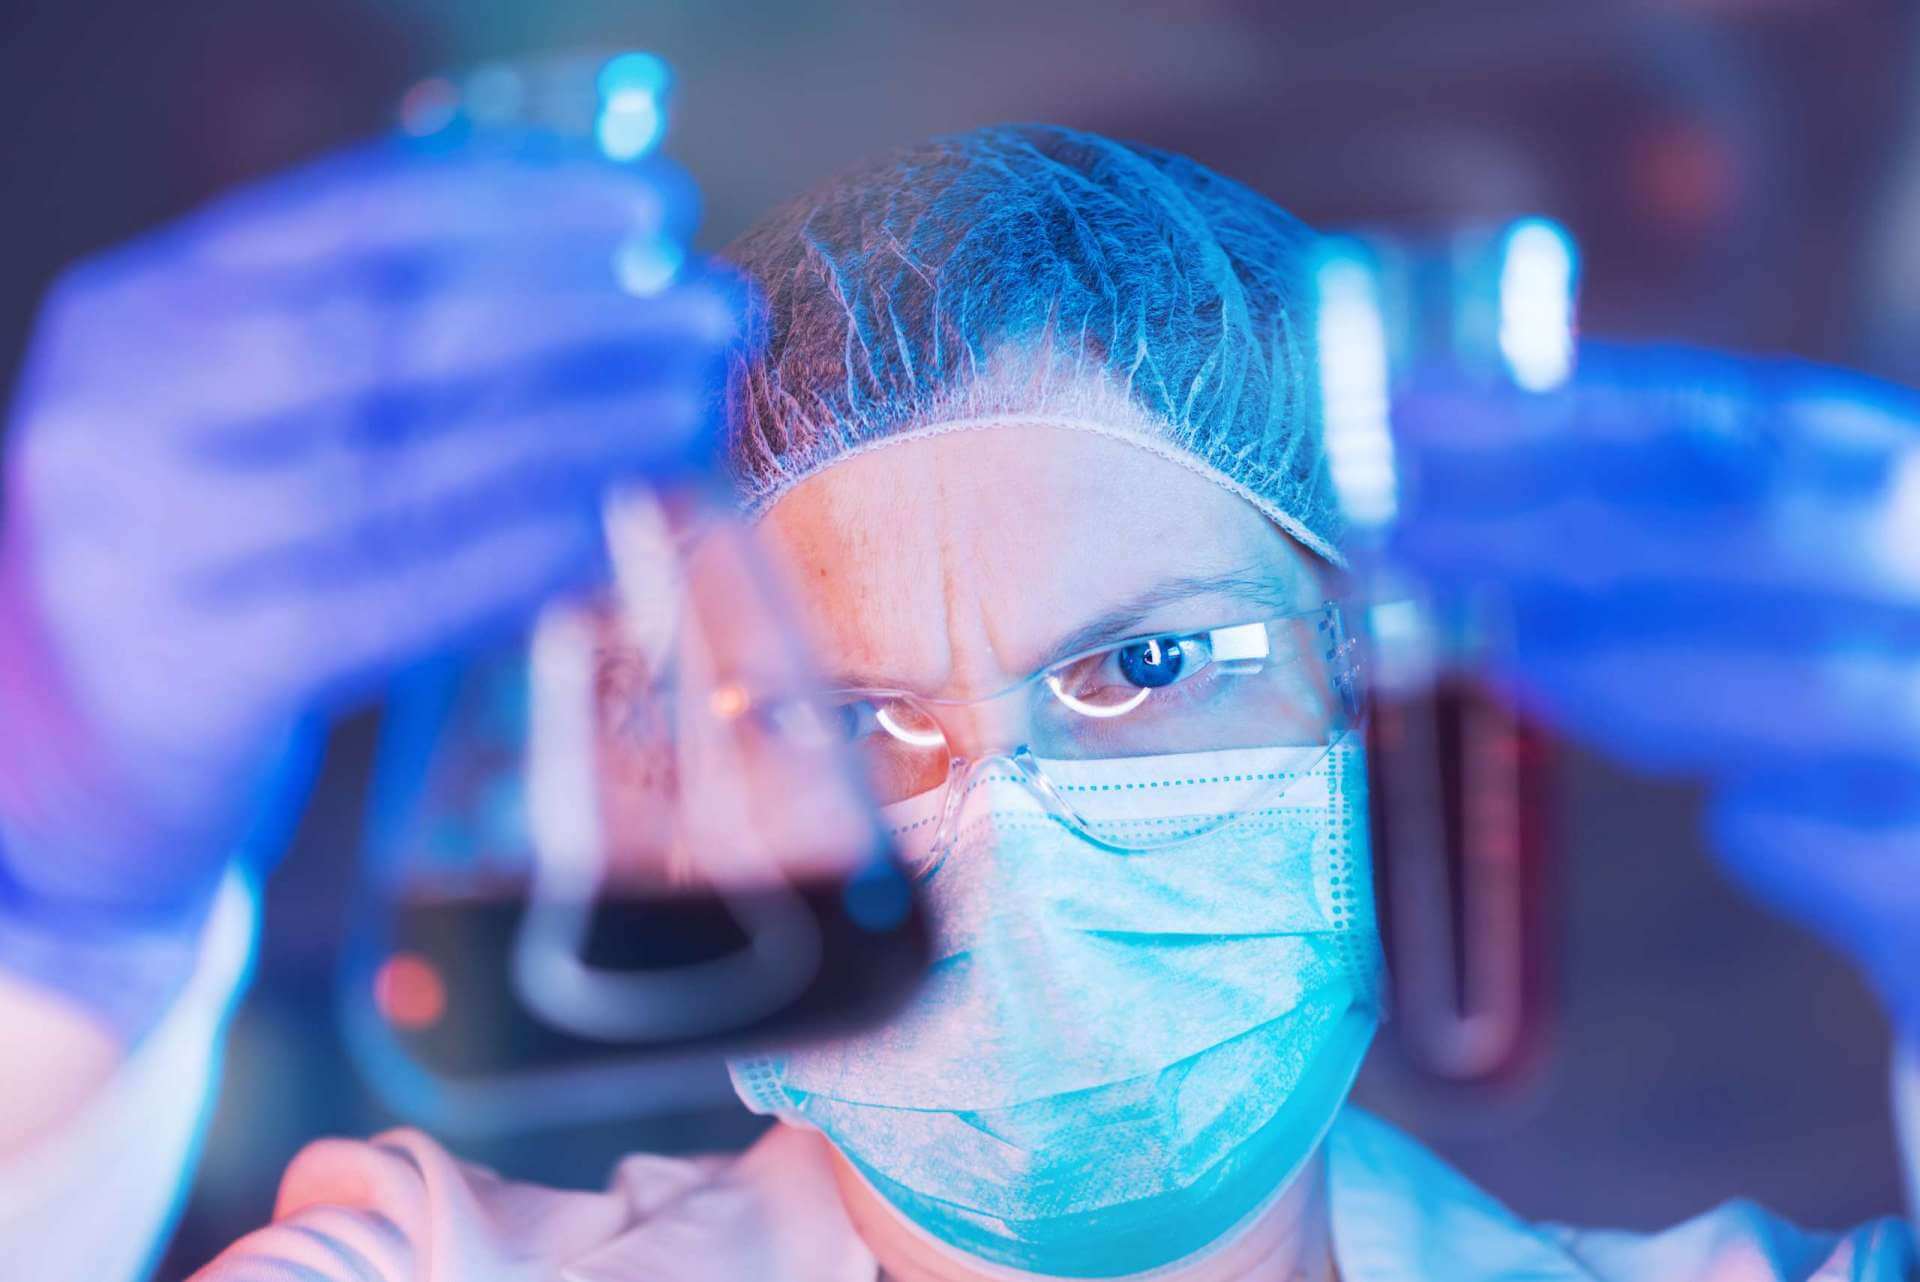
[721, 123, 1341, 564]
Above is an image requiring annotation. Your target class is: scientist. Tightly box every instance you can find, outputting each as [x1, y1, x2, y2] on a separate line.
[4, 125, 1919, 1281]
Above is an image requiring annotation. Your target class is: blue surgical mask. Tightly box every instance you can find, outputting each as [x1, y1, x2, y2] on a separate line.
[729, 737, 1382, 1279]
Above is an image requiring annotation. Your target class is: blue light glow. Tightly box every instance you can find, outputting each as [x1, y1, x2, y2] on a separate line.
[614, 235, 686, 297]
[598, 51, 672, 99]
[1498, 217, 1579, 393]
[596, 89, 666, 162]
[876, 704, 946, 748]
[1314, 242, 1399, 531]
[594, 52, 671, 162]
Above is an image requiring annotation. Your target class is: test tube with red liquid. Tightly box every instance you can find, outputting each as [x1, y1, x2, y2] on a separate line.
[1316, 221, 1578, 1083]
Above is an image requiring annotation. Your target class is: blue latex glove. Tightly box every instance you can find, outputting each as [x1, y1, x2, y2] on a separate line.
[0, 137, 735, 1035]
[1386, 343, 1920, 1041]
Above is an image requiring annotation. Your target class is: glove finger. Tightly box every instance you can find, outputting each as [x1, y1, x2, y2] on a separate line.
[15, 317, 720, 603]
[1492, 646, 1920, 776]
[35, 253, 735, 428]
[1391, 344, 1916, 525]
[175, 284, 731, 472]
[1389, 468, 1920, 602]
[163, 138, 697, 274]
[1472, 574, 1920, 773]
[207, 493, 614, 725]
[183, 384, 706, 605]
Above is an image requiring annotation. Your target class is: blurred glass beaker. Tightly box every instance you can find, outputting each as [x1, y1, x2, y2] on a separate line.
[1315, 218, 1578, 1084]
[337, 52, 928, 1135]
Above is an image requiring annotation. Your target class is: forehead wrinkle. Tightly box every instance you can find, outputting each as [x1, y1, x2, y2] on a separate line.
[798, 438, 970, 697]
[771, 421, 1325, 695]
[932, 451, 1015, 702]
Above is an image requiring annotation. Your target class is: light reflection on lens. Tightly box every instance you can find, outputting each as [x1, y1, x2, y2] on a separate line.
[876, 703, 946, 749]
[1044, 676, 1152, 719]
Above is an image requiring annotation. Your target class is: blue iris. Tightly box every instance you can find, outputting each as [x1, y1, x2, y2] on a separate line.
[1118, 638, 1184, 688]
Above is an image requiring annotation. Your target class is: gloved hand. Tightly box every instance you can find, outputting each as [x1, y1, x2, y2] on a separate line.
[0, 136, 736, 1034]
[1385, 343, 1920, 1040]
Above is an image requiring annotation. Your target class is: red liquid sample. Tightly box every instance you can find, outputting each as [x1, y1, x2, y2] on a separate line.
[369, 862, 930, 1081]
[1367, 674, 1554, 1083]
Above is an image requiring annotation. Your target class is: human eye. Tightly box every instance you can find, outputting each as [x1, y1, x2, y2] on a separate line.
[1046, 632, 1218, 714]
[826, 695, 944, 750]
[1111, 633, 1215, 690]
[817, 695, 879, 745]
[1047, 618, 1286, 708]
[827, 695, 947, 803]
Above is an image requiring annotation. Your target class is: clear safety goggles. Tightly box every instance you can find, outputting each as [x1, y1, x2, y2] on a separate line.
[811, 601, 1364, 853]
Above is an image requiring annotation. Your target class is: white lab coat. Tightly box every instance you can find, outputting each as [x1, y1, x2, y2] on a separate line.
[5, 876, 1918, 1282]
[176, 1108, 1915, 1281]
[0, 874, 254, 1282]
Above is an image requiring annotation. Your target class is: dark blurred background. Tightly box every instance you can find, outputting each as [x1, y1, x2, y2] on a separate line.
[2, 1, 1916, 1276]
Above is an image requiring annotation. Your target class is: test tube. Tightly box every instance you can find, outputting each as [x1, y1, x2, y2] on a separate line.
[1315, 219, 1578, 1082]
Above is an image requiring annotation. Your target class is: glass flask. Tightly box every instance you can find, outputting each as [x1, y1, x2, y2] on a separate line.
[1315, 219, 1578, 1083]
[337, 53, 928, 1134]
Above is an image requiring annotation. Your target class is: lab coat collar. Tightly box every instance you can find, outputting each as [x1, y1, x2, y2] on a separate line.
[569, 1108, 1601, 1282]
[1328, 1108, 1599, 1281]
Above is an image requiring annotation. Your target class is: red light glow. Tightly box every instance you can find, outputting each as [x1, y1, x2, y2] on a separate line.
[373, 952, 447, 1030]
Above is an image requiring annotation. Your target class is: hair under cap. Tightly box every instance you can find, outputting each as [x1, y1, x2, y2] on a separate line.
[720, 123, 1341, 563]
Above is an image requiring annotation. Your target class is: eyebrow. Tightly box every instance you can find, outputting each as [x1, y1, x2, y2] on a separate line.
[821, 564, 1309, 694]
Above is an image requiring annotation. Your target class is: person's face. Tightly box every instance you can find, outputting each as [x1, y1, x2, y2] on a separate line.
[757, 423, 1326, 762]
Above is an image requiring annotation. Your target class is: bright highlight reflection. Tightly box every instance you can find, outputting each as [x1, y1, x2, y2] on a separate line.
[614, 236, 686, 297]
[1315, 243, 1399, 530]
[1045, 677, 1152, 719]
[877, 704, 947, 749]
[598, 51, 672, 99]
[1498, 218, 1579, 393]
[1209, 622, 1270, 663]
[596, 88, 665, 161]
[594, 53, 671, 163]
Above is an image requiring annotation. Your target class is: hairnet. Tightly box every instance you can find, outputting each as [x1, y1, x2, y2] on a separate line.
[720, 123, 1341, 564]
